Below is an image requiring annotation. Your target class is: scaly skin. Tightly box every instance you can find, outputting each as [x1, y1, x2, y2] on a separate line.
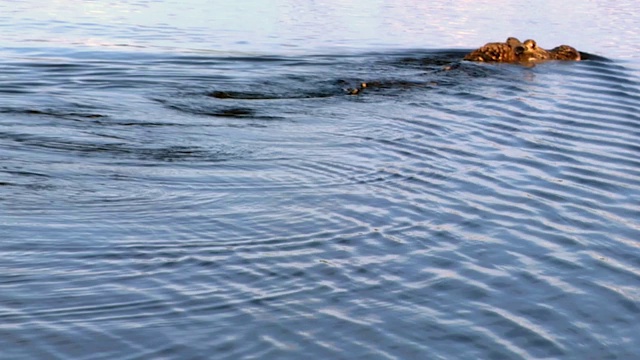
[548, 45, 581, 61]
[463, 37, 528, 63]
[465, 37, 580, 63]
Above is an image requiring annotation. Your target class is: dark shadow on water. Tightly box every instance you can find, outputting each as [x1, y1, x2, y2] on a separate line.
[578, 51, 610, 62]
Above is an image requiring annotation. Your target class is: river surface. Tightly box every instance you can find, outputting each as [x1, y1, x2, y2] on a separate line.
[1, 1, 639, 359]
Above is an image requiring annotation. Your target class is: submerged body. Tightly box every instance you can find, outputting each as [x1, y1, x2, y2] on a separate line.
[348, 37, 582, 95]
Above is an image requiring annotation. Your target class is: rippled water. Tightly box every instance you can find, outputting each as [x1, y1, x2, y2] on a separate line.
[2, 1, 640, 359]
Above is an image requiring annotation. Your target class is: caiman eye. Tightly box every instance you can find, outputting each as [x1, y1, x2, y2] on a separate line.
[514, 45, 525, 55]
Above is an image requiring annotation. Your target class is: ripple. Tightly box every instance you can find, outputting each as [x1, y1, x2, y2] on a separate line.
[2, 42, 640, 360]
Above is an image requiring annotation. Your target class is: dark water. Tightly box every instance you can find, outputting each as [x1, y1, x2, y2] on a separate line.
[2, 1, 640, 359]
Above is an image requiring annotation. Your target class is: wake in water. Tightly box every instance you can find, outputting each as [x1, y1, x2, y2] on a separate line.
[151, 49, 612, 121]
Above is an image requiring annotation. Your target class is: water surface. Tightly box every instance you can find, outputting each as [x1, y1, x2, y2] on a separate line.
[1, 1, 639, 359]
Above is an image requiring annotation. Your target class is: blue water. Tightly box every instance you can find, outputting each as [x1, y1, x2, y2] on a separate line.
[2, 1, 640, 359]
